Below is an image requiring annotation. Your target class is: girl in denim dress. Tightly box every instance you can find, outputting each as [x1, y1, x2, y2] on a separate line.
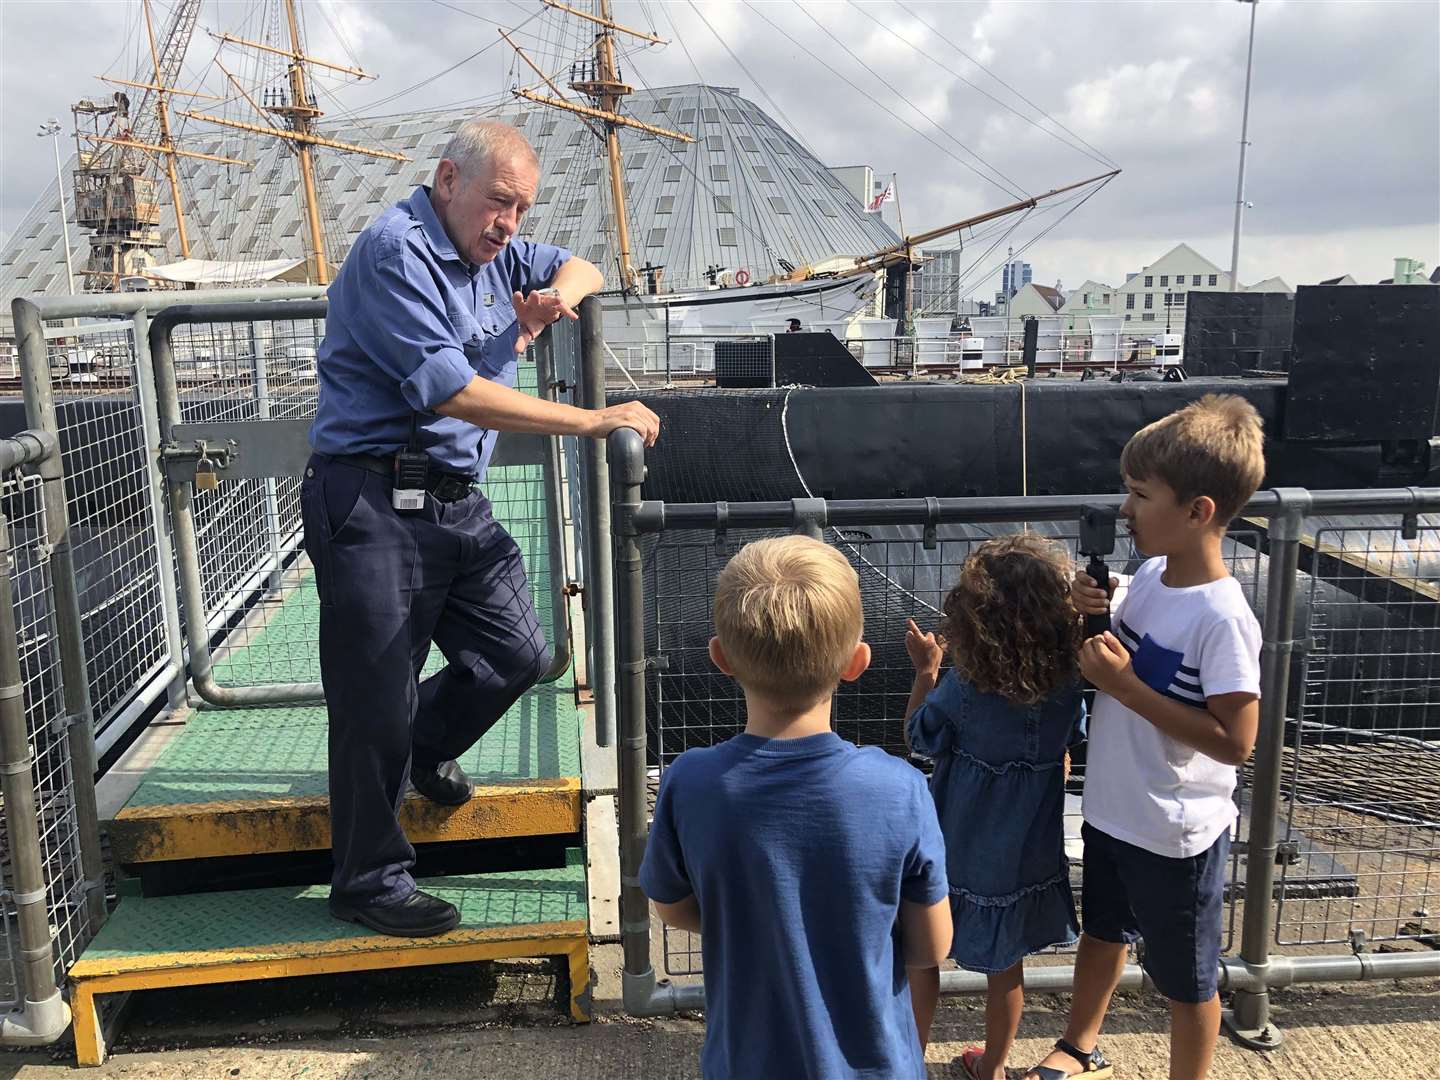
[904, 535, 1085, 1080]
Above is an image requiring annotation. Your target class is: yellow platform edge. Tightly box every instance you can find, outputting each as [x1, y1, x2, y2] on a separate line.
[70, 921, 591, 1067]
[110, 778, 583, 863]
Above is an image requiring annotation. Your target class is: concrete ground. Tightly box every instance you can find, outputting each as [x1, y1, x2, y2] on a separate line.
[1, 942, 1435, 1078]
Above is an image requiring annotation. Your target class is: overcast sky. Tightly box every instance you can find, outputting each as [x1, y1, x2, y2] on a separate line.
[3, 0, 1437, 294]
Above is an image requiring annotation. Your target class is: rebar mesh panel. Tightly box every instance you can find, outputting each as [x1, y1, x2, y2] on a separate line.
[1276, 519, 1440, 946]
[173, 318, 318, 687]
[45, 324, 170, 738]
[0, 472, 95, 1005]
[172, 319, 563, 690]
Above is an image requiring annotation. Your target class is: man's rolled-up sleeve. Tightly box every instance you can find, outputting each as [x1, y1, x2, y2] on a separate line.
[347, 250, 475, 411]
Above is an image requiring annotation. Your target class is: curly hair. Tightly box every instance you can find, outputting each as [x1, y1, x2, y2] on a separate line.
[940, 534, 1081, 705]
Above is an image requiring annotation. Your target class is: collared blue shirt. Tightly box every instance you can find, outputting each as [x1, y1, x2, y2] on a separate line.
[640, 733, 949, 1079]
[309, 186, 570, 476]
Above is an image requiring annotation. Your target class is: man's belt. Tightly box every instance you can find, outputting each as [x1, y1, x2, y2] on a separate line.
[329, 453, 477, 504]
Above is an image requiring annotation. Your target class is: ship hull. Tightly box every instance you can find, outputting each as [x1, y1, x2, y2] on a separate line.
[600, 273, 878, 341]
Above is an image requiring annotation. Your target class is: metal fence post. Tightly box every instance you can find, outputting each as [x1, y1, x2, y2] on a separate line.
[12, 299, 107, 935]
[129, 307, 188, 709]
[531, 337, 573, 684]
[610, 428, 704, 1017]
[1224, 487, 1311, 1051]
[611, 427, 648, 983]
[579, 297, 615, 749]
[0, 491, 71, 1044]
[249, 321, 284, 595]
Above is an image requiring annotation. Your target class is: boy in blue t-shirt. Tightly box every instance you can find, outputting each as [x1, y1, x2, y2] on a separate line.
[640, 536, 952, 1079]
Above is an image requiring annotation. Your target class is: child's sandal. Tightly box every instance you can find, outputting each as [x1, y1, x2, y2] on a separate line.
[958, 1046, 986, 1080]
[1023, 1038, 1113, 1079]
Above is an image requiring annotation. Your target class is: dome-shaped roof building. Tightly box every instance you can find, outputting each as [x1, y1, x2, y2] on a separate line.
[1, 83, 898, 318]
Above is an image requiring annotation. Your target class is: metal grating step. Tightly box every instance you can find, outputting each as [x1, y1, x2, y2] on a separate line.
[69, 849, 591, 1066]
[109, 683, 582, 862]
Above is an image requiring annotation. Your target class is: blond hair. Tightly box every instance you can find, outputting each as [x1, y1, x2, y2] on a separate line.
[713, 536, 863, 708]
[1120, 393, 1266, 524]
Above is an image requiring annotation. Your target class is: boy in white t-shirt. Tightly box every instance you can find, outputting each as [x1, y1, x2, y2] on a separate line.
[1024, 395, 1265, 1080]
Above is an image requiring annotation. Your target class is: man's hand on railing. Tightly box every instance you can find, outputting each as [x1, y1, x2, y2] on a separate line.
[513, 289, 577, 355]
[589, 401, 661, 447]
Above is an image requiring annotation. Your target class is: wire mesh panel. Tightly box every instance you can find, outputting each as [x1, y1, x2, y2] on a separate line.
[604, 334, 775, 389]
[172, 317, 322, 688]
[41, 322, 171, 739]
[167, 316, 566, 693]
[0, 472, 96, 1005]
[653, 518, 1265, 976]
[1275, 517, 1440, 947]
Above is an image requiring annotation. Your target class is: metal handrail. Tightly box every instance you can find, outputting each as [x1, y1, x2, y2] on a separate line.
[624, 487, 1440, 533]
[147, 298, 574, 706]
[0, 429, 84, 1045]
[606, 422, 1440, 1030]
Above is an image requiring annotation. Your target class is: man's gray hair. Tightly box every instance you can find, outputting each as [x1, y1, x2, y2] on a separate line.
[438, 119, 538, 181]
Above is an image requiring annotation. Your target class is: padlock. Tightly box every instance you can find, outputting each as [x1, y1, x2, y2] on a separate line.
[194, 455, 219, 493]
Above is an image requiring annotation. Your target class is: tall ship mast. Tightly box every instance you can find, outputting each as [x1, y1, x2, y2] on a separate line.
[178, 0, 408, 284]
[65, 0, 406, 290]
[507, 0, 693, 293]
[504, 0, 1118, 337]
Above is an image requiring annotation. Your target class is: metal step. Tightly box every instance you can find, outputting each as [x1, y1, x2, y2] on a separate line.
[109, 685, 582, 863]
[69, 849, 591, 1066]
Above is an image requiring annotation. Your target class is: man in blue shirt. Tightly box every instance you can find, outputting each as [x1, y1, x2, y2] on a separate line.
[304, 120, 658, 937]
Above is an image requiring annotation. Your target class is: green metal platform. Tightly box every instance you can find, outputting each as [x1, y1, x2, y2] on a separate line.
[108, 459, 581, 863]
[78, 361, 590, 1066]
[70, 850, 592, 1065]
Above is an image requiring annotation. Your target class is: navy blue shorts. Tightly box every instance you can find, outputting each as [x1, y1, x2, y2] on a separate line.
[1080, 822, 1229, 1003]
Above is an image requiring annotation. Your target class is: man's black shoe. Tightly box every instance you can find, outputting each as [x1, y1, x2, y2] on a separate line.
[330, 890, 460, 937]
[410, 759, 475, 806]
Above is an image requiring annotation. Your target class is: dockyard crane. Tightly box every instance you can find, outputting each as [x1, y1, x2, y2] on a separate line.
[71, 0, 249, 289]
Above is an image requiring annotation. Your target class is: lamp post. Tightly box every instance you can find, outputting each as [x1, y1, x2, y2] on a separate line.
[36, 119, 76, 295]
[1228, 0, 1259, 292]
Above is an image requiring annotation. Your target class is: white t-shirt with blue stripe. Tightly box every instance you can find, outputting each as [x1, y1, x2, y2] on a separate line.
[1083, 557, 1262, 858]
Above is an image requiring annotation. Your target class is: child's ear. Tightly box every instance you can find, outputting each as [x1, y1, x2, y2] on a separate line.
[1188, 495, 1217, 529]
[839, 641, 871, 683]
[708, 636, 734, 675]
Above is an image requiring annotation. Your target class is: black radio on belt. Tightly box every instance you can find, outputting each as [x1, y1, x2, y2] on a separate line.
[393, 414, 429, 512]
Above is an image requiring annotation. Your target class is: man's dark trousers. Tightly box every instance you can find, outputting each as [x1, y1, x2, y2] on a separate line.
[301, 454, 550, 906]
